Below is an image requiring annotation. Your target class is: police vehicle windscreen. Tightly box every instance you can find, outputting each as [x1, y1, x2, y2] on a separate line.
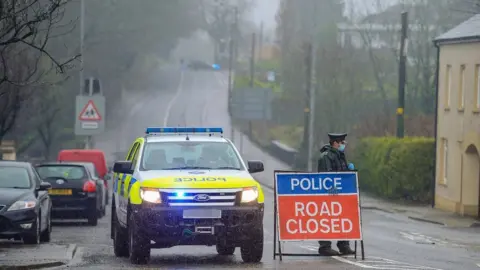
[36, 165, 87, 180]
[141, 141, 243, 170]
[0, 167, 31, 189]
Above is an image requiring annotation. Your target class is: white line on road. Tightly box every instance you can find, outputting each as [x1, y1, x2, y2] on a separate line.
[264, 186, 444, 270]
[476, 263, 480, 268]
[163, 71, 185, 126]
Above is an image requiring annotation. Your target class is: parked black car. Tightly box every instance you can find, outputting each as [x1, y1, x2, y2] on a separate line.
[0, 161, 52, 244]
[35, 162, 105, 226]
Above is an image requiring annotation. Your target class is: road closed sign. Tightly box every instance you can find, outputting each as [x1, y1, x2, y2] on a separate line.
[274, 172, 362, 241]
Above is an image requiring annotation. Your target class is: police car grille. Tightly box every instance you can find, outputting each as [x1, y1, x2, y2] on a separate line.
[161, 189, 241, 207]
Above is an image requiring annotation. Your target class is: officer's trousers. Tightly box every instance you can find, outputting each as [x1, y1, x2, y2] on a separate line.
[318, 241, 350, 249]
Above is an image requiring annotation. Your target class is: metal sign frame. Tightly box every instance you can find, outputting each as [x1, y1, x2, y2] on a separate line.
[273, 170, 366, 261]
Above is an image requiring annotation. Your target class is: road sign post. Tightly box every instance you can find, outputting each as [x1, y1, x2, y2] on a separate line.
[75, 95, 106, 136]
[273, 170, 365, 261]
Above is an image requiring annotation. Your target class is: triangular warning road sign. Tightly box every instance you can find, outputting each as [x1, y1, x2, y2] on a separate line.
[78, 100, 102, 121]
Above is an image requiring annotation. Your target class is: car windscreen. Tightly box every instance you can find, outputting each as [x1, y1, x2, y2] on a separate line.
[141, 141, 243, 171]
[0, 167, 31, 189]
[36, 165, 87, 180]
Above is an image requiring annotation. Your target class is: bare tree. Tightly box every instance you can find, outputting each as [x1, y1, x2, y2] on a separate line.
[0, 52, 36, 141]
[0, 0, 79, 89]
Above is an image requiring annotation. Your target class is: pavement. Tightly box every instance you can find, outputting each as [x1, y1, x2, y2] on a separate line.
[2, 68, 480, 269]
[0, 242, 76, 269]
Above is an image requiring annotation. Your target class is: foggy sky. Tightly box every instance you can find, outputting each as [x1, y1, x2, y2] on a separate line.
[249, 0, 398, 28]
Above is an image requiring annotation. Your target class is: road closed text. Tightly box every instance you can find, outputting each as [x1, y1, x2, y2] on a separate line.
[277, 195, 361, 241]
[285, 201, 353, 234]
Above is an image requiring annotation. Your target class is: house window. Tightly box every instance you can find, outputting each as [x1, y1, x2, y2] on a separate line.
[475, 64, 480, 109]
[459, 65, 465, 109]
[445, 65, 452, 108]
[442, 138, 448, 185]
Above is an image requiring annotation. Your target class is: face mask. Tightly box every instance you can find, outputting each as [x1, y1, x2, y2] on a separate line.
[338, 144, 346, 152]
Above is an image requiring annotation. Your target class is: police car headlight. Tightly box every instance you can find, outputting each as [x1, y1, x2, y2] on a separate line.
[241, 187, 258, 203]
[140, 188, 161, 204]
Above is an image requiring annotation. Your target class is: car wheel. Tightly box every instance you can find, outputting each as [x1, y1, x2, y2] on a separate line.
[240, 226, 263, 263]
[113, 208, 129, 257]
[40, 212, 51, 242]
[23, 216, 40, 245]
[216, 240, 236, 255]
[128, 212, 150, 264]
[88, 208, 98, 226]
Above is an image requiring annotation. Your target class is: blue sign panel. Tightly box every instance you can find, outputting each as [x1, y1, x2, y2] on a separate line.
[275, 172, 359, 195]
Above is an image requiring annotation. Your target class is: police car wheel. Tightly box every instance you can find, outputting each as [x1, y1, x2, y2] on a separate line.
[113, 210, 129, 257]
[240, 228, 263, 263]
[216, 241, 236, 255]
[128, 212, 150, 265]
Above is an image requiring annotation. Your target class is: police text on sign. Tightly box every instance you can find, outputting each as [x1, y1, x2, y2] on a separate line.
[275, 172, 362, 241]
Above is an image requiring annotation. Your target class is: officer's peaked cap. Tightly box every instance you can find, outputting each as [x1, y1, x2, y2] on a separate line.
[328, 133, 347, 141]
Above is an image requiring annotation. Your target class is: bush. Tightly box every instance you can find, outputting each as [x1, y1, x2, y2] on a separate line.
[352, 137, 435, 203]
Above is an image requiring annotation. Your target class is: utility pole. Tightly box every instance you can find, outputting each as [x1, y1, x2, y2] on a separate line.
[233, 7, 238, 69]
[249, 33, 256, 88]
[259, 21, 264, 61]
[396, 11, 408, 138]
[79, 0, 92, 149]
[228, 23, 235, 143]
[80, 0, 85, 95]
[302, 42, 313, 170]
[247, 32, 256, 139]
[307, 42, 316, 172]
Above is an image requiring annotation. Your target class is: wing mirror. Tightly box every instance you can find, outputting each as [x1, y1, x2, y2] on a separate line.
[113, 161, 133, 174]
[38, 182, 52, 191]
[247, 160, 264, 174]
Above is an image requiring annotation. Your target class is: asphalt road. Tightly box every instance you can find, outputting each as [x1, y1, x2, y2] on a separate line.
[45, 69, 480, 270]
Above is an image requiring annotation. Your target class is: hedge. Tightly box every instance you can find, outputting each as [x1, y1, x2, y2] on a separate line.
[352, 137, 435, 203]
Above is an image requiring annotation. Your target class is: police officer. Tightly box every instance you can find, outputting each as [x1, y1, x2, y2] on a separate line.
[317, 133, 355, 256]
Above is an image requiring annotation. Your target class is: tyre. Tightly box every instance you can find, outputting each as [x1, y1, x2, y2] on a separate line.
[128, 212, 150, 264]
[112, 208, 129, 257]
[216, 241, 235, 255]
[23, 216, 40, 245]
[40, 212, 51, 243]
[87, 209, 98, 226]
[240, 226, 263, 263]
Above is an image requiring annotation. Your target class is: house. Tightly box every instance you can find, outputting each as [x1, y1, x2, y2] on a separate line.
[433, 14, 480, 218]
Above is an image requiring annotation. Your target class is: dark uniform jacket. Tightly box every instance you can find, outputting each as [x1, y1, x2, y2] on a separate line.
[317, 144, 348, 172]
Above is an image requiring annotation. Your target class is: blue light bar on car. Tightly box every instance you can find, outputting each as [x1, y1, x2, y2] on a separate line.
[145, 127, 223, 134]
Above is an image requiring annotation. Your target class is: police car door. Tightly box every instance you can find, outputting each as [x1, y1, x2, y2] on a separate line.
[117, 142, 140, 225]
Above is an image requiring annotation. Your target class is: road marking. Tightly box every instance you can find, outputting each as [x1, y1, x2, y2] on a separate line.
[400, 231, 461, 247]
[476, 263, 480, 268]
[201, 94, 208, 124]
[163, 71, 185, 126]
[297, 245, 443, 269]
[213, 72, 227, 87]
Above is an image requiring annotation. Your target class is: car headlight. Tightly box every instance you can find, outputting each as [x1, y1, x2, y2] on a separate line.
[7, 200, 36, 211]
[241, 187, 258, 203]
[140, 188, 161, 203]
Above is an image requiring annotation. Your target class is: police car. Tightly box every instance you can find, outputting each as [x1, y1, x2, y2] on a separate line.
[111, 127, 265, 265]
